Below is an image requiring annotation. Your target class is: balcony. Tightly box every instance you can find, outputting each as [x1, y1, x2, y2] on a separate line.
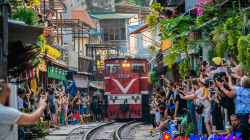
[78, 56, 93, 75]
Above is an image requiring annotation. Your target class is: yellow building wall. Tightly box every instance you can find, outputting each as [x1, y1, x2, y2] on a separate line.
[162, 39, 171, 51]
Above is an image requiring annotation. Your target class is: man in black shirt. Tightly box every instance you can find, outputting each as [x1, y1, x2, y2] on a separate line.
[226, 114, 249, 140]
[175, 92, 187, 118]
[72, 95, 81, 114]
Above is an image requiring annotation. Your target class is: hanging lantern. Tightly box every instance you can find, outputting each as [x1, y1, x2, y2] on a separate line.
[62, 70, 64, 75]
[64, 71, 68, 75]
[51, 67, 54, 72]
[55, 68, 58, 72]
[59, 69, 62, 73]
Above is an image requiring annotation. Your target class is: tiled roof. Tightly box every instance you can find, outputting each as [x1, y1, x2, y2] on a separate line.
[116, 0, 136, 6]
[71, 10, 95, 29]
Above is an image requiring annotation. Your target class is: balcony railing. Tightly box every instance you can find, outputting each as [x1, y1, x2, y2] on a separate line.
[78, 56, 93, 74]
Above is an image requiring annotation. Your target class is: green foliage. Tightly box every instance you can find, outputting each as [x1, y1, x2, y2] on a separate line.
[128, 0, 136, 4]
[164, 36, 187, 68]
[223, 14, 243, 46]
[149, 45, 156, 53]
[179, 58, 191, 79]
[38, 35, 46, 53]
[194, 4, 221, 26]
[184, 122, 194, 138]
[32, 0, 40, 6]
[24, 121, 48, 138]
[189, 38, 210, 54]
[146, 14, 159, 38]
[148, 71, 159, 84]
[160, 15, 196, 41]
[12, 7, 37, 26]
[150, 3, 163, 14]
[216, 41, 227, 58]
[208, 47, 217, 62]
[237, 35, 250, 74]
[211, 25, 225, 43]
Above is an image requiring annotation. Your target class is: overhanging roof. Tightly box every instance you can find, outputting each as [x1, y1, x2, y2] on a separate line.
[129, 24, 148, 34]
[88, 12, 136, 20]
[90, 28, 102, 36]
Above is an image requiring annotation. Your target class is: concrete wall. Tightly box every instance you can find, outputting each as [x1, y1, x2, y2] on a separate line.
[71, 0, 115, 12]
[62, 0, 73, 50]
[185, 0, 197, 12]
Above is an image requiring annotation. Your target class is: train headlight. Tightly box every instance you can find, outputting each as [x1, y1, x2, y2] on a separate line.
[132, 96, 134, 99]
[136, 96, 139, 99]
[123, 64, 126, 67]
[110, 96, 113, 99]
[127, 64, 130, 67]
[115, 96, 118, 99]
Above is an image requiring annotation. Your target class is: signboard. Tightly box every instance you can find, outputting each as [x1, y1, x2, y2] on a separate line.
[39, 59, 47, 72]
[118, 75, 131, 78]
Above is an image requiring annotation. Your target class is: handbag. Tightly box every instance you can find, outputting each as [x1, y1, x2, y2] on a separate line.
[195, 105, 203, 114]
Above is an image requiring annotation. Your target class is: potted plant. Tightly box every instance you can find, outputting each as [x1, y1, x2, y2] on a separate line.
[24, 121, 48, 140]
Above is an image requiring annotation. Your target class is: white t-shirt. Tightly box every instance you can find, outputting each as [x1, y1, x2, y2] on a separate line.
[196, 87, 210, 108]
[0, 104, 22, 140]
[17, 96, 23, 110]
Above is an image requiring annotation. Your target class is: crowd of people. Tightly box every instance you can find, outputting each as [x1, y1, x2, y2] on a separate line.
[0, 78, 108, 140]
[149, 56, 250, 139]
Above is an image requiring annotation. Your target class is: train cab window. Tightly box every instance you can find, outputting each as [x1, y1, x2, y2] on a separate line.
[106, 64, 121, 74]
[131, 63, 146, 73]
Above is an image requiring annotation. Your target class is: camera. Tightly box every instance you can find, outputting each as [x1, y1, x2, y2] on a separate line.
[203, 61, 207, 67]
[185, 75, 190, 79]
[215, 76, 224, 82]
[209, 88, 216, 95]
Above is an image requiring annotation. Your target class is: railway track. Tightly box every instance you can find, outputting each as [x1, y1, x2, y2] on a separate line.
[83, 121, 142, 140]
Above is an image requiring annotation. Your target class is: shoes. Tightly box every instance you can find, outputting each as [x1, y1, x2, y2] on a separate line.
[208, 135, 214, 139]
[50, 126, 56, 128]
[150, 127, 155, 130]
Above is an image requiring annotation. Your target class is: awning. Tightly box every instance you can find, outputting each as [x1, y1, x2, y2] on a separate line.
[88, 12, 136, 20]
[90, 28, 102, 36]
[129, 24, 148, 34]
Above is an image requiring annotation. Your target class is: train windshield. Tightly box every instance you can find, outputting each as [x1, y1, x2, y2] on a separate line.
[106, 64, 121, 74]
[131, 63, 146, 73]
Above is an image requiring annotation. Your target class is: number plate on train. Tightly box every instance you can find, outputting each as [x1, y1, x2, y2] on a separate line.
[118, 75, 131, 78]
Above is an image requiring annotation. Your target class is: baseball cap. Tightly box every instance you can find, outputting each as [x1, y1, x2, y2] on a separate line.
[212, 57, 222, 65]
[205, 77, 212, 86]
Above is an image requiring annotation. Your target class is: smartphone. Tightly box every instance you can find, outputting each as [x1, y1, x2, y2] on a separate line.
[227, 67, 232, 74]
[209, 80, 213, 87]
[179, 88, 184, 90]
[199, 56, 203, 62]
[228, 52, 231, 59]
[189, 84, 192, 90]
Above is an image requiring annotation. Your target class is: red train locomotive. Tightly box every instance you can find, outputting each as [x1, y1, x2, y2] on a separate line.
[104, 58, 149, 119]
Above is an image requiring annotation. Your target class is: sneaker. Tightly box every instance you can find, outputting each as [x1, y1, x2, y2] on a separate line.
[208, 135, 214, 139]
[150, 127, 155, 130]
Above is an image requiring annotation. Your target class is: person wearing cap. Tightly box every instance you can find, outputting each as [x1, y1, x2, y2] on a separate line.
[207, 57, 227, 78]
